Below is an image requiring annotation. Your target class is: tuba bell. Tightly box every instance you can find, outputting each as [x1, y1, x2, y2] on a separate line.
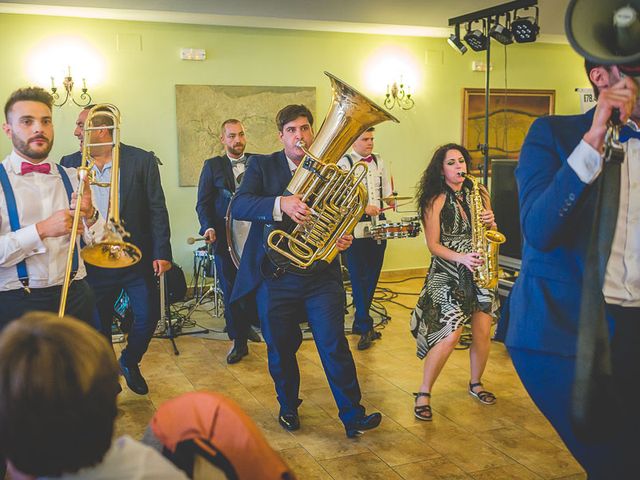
[58, 104, 141, 317]
[265, 72, 399, 274]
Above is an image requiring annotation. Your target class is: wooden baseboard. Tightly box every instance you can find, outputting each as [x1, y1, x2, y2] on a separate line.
[379, 267, 427, 280]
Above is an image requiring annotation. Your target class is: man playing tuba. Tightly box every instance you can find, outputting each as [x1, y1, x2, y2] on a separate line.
[230, 104, 382, 438]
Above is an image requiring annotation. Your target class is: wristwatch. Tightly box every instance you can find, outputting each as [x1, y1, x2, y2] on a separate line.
[87, 207, 99, 224]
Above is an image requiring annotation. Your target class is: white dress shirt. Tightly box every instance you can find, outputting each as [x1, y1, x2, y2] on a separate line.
[337, 151, 393, 238]
[0, 151, 104, 291]
[272, 155, 299, 222]
[567, 126, 640, 307]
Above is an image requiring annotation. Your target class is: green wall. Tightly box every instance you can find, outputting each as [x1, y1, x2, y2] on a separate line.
[0, 13, 589, 275]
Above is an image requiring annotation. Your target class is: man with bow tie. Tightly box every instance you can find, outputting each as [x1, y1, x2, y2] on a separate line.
[196, 118, 259, 364]
[337, 127, 395, 350]
[506, 60, 640, 477]
[0, 87, 103, 326]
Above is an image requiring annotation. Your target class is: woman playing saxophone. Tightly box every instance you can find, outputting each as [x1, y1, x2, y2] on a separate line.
[409, 143, 501, 421]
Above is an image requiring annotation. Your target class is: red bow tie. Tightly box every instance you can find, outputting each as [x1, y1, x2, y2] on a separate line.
[362, 155, 373, 163]
[21, 162, 51, 175]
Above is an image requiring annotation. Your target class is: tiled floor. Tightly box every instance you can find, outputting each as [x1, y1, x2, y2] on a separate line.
[114, 271, 585, 479]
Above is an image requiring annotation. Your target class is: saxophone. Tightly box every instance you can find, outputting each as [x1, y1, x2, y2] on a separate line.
[460, 173, 505, 289]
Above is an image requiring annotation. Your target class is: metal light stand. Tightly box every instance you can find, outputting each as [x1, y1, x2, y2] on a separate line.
[156, 271, 209, 356]
[183, 247, 224, 322]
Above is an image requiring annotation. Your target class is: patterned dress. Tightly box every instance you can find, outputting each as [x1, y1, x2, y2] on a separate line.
[410, 186, 500, 359]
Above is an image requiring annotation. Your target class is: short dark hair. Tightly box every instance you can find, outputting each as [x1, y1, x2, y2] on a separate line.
[0, 312, 120, 477]
[220, 118, 241, 135]
[83, 104, 115, 128]
[4, 87, 53, 120]
[365, 127, 375, 133]
[276, 104, 313, 132]
[584, 60, 612, 100]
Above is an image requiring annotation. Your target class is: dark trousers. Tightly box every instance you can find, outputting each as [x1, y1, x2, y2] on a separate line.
[256, 265, 365, 427]
[87, 266, 159, 366]
[215, 251, 256, 341]
[508, 305, 640, 479]
[0, 279, 94, 327]
[343, 237, 386, 334]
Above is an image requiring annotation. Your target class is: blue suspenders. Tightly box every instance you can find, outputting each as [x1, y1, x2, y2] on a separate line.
[0, 163, 78, 290]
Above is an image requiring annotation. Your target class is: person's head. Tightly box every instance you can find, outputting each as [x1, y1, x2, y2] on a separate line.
[416, 143, 472, 220]
[2, 87, 54, 163]
[585, 61, 621, 99]
[0, 312, 120, 478]
[74, 105, 114, 150]
[276, 104, 314, 163]
[220, 119, 246, 158]
[352, 127, 375, 157]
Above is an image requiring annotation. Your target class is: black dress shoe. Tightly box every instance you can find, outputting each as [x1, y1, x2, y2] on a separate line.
[119, 356, 149, 395]
[278, 411, 300, 431]
[226, 340, 249, 364]
[345, 412, 382, 438]
[247, 327, 262, 343]
[357, 329, 381, 350]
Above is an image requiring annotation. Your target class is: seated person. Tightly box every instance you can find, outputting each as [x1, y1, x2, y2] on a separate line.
[0, 311, 187, 480]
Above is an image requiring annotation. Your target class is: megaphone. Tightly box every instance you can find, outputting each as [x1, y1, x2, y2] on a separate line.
[566, 0, 640, 66]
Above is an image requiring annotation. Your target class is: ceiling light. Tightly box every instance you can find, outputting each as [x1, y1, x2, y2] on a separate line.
[489, 14, 513, 45]
[512, 7, 539, 43]
[464, 21, 488, 52]
[447, 24, 467, 54]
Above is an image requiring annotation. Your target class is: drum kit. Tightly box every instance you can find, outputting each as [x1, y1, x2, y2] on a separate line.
[364, 194, 422, 242]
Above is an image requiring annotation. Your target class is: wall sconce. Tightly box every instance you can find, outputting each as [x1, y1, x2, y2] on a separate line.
[384, 78, 415, 110]
[50, 66, 92, 107]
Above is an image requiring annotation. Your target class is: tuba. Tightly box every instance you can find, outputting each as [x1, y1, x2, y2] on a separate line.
[460, 173, 505, 290]
[58, 104, 141, 317]
[265, 72, 399, 274]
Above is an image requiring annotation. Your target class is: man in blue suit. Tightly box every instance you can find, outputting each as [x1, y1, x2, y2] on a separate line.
[506, 62, 640, 477]
[231, 104, 382, 438]
[196, 118, 259, 364]
[61, 105, 172, 396]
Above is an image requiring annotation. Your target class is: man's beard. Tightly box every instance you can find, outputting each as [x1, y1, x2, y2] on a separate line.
[13, 134, 53, 160]
[229, 144, 245, 156]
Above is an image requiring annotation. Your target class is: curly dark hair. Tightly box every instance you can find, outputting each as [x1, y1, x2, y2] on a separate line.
[415, 143, 472, 221]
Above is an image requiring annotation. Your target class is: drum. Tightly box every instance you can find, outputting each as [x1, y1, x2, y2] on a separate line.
[370, 217, 421, 241]
[225, 196, 251, 269]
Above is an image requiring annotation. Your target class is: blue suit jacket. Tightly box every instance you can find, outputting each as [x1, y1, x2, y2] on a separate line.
[195, 153, 255, 255]
[229, 150, 292, 302]
[505, 109, 611, 356]
[60, 144, 172, 274]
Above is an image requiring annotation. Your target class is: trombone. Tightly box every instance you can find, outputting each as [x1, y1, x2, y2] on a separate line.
[58, 104, 142, 318]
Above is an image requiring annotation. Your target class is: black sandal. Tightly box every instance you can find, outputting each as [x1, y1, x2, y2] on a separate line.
[413, 392, 432, 421]
[469, 382, 496, 405]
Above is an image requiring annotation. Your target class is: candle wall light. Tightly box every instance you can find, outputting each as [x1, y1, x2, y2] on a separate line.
[50, 66, 92, 107]
[384, 77, 414, 110]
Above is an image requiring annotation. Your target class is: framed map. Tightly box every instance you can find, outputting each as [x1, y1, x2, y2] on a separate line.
[176, 85, 316, 186]
[461, 88, 555, 174]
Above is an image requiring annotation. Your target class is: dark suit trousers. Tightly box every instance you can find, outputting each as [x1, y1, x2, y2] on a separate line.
[87, 266, 159, 366]
[215, 251, 254, 341]
[508, 305, 640, 479]
[343, 238, 386, 333]
[256, 266, 365, 427]
[0, 279, 94, 327]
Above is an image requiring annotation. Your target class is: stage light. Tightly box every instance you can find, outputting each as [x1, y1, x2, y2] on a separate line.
[447, 24, 467, 54]
[489, 14, 514, 45]
[464, 20, 488, 52]
[512, 6, 539, 43]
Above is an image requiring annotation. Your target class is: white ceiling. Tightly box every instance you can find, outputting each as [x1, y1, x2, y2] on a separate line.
[0, 0, 570, 42]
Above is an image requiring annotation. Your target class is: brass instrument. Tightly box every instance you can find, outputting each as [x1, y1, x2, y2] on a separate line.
[58, 104, 141, 317]
[460, 172, 505, 289]
[265, 72, 399, 274]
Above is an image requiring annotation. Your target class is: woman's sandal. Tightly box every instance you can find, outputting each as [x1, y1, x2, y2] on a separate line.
[413, 392, 433, 421]
[468, 382, 496, 405]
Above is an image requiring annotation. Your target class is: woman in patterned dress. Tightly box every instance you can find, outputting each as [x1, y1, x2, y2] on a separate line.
[410, 144, 500, 421]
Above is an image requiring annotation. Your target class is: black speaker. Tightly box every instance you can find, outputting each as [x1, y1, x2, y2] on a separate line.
[490, 159, 522, 260]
